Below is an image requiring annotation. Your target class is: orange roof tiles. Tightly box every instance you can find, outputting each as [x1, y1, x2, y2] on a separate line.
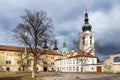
[68, 50, 97, 58]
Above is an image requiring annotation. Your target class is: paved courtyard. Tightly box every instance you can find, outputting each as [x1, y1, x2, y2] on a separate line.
[0, 72, 119, 80]
[40, 73, 120, 80]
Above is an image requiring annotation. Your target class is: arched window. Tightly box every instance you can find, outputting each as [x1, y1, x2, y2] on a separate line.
[114, 57, 120, 62]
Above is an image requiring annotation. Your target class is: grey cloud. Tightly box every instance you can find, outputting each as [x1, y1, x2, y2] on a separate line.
[0, 0, 119, 61]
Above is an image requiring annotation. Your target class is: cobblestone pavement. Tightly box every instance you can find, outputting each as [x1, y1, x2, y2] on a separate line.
[40, 73, 120, 80]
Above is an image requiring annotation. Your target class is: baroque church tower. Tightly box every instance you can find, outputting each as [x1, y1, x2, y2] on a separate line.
[80, 11, 95, 55]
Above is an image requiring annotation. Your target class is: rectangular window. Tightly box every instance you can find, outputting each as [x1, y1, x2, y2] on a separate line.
[92, 59, 94, 64]
[90, 36, 92, 39]
[51, 62, 54, 65]
[83, 37, 85, 45]
[69, 59, 71, 64]
[73, 67, 75, 71]
[83, 40, 85, 45]
[76, 67, 79, 71]
[51, 56, 54, 59]
[73, 59, 75, 64]
[6, 60, 11, 64]
[64, 60, 66, 65]
[17, 53, 22, 56]
[90, 36, 92, 45]
[69, 67, 71, 71]
[44, 62, 47, 65]
[90, 40, 92, 45]
[17, 60, 21, 64]
[6, 52, 11, 56]
[37, 61, 39, 64]
[67, 60, 69, 64]
[77, 58, 79, 64]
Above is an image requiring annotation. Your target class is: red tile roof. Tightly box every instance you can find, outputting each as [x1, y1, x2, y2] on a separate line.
[40, 50, 62, 56]
[0, 45, 25, 52]
[68, 50, 97, 58]
[0, 45, 62, 56]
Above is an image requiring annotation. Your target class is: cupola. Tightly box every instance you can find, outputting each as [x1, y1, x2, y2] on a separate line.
[82, 11, 92, 32]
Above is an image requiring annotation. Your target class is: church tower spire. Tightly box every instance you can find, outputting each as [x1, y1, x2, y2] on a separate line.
[82, 10, 92, 32]
[85, 9, 89, 24]
[53, 40, 58, 50]
[80, 10, 95, 55]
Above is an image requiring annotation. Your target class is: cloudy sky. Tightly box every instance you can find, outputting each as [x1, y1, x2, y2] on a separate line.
[0, 0, 120, 60]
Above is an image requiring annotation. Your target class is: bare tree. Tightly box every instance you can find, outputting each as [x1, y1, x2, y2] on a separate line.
[17, 49, 32, 72]
[72, 38, 79, 50]
[13, 9, 55, 73]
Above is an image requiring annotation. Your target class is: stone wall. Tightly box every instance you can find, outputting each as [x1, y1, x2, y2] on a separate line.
[103, 53, 120, 73]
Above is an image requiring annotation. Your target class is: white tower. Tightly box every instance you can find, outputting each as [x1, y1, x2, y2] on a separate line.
[80, 12, 95, 55]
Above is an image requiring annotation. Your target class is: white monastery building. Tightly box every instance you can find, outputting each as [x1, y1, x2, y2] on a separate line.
[55, 12, 103, 72]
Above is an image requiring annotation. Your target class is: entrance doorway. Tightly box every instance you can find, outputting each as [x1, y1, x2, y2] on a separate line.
[97, 66, 102, 72]
[6, 67, 10, 71]
[44, 67, 47, 72]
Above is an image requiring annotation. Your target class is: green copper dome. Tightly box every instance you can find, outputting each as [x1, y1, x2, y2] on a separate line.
[61, 47, 68, 52]
[60, 41, 69, 54]
[82, 24, 92, 31]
